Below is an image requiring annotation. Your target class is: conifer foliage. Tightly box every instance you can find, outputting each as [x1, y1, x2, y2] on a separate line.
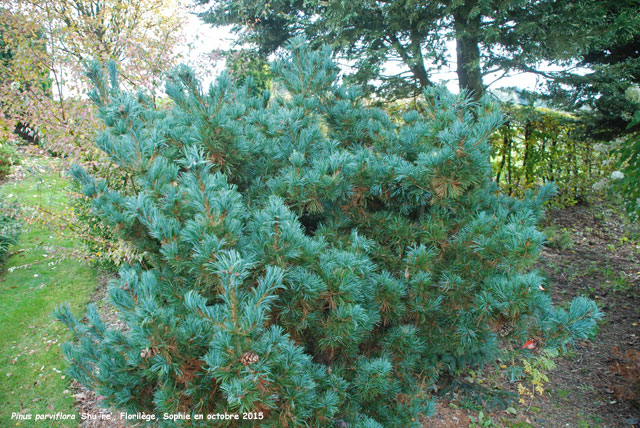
[57, 40, 601, 427]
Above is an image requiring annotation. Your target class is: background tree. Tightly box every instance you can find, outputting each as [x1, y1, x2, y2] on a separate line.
[0, 8, 51, 143]
[195, 0, 445, 97]
[613, 85, 640, 218]
[497, 0, 640, 140]
[0, 0, 186, 158]
[194, 0, 604, 100]
[21, 0, 187, 94]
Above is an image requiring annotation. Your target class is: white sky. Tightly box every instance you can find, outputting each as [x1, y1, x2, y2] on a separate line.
[180, 7, 234, 87]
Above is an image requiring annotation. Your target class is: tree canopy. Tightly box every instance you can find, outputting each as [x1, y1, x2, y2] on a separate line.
[537, 0, 640, 139]
[0, 0, 187, 157]
[190, 1, 581, 100]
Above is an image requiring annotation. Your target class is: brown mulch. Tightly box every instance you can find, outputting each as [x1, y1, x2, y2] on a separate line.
[425, 402, 471, 427]
[531, 203, 640, 428]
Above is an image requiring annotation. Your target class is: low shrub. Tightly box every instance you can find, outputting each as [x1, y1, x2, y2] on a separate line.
[58, 42, 601, 427]
[0, 198, 21, 267]
[0, 140, 20, 181]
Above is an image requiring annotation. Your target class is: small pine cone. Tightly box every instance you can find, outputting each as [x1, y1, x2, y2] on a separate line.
[241, 352, 259, 366]
[499, 322, 513, 337]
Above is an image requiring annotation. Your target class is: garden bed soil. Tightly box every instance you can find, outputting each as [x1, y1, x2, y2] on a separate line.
[427, 202, 640, 428]
[530, 204, 640, 428]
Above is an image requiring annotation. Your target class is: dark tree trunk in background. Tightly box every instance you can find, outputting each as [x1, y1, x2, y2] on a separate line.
[496, 121, 511, 185]
[453, 4, 484, 101]
[523, 121, 532, 186]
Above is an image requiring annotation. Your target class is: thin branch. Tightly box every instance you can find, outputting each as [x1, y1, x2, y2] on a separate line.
[485, 69, 510, 89]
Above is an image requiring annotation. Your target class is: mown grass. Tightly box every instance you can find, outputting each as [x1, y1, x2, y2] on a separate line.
[0, 159, 97, 427]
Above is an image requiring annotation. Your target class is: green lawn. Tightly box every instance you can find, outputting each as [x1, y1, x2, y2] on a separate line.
[0, 160, 98, 427]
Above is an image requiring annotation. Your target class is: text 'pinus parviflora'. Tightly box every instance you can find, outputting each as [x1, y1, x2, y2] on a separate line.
[57, 40, 601, 428]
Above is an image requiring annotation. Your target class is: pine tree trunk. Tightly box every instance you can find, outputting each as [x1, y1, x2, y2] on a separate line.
[453, 5, 484, 101]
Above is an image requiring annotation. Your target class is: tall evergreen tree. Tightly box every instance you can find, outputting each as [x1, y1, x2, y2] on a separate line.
[194, 0, 615, 100]
[58, 40, 601, 427]
[501, 0, 640, 140]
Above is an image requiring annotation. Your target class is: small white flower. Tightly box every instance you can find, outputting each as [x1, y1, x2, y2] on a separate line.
[625, 85, 640, 104]
[611, 170, 625, 180]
